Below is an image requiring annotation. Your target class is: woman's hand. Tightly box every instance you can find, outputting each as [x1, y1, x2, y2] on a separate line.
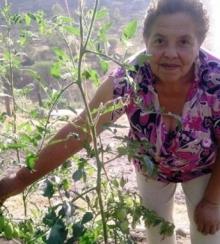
[0, 175, 26, 206]
[194, 198, 220, 235]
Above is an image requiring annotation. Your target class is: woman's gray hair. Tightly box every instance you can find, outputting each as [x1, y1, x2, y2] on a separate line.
[143, 0, 209, 44]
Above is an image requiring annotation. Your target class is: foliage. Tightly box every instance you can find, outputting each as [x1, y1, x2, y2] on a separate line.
[0, 1, 175, 243]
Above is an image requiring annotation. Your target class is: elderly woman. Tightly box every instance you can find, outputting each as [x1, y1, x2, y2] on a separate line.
[1, 0, 220, 243]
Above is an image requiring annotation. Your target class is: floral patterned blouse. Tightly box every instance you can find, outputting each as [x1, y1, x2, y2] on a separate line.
[110, 49, 220, 182]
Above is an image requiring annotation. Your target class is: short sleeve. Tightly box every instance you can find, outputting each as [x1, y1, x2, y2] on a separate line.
[212, 93, 220, 138]
[199, 50, 220, 139]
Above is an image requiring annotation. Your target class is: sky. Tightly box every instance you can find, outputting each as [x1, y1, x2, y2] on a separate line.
[202, 0, 220, 58]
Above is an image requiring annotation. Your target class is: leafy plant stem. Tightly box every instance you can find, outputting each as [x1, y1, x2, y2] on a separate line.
[6, 24, 21, 164]
[38, 80, 75, 151]
[77, 0, 108, 242]
[83, 0, 99, 50]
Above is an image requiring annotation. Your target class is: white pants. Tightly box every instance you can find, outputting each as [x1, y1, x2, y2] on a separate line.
[136, 172, 220, 244]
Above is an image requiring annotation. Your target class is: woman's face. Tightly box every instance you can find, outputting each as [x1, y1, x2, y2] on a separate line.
[145, 12, 201, 84]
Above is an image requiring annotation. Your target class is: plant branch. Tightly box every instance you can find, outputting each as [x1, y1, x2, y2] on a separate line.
[85, 49, 124, 67]
[71, 188, 96, 212]
[71, 186, 97, 202]
[83, 0, 99, 49]
[39, 80, 76, 151]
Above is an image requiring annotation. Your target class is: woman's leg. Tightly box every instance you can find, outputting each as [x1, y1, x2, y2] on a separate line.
[182, 174, 220, 244]
[136, 171, 177, 244]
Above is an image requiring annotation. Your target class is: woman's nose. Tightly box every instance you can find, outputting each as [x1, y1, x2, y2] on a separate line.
[164, 45, 178, 58]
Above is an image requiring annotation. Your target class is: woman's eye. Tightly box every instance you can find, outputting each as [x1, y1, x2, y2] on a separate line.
[179, 39, 190, 46]
[154, 38, 164, 45]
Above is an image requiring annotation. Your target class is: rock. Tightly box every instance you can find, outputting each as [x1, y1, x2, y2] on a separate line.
[130, 228, 146, 242]
[176, 228, 187, 237]
[50, 109, 77, 118]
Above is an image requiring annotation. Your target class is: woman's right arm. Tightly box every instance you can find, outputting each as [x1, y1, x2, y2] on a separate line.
[0, 76, 117, 203]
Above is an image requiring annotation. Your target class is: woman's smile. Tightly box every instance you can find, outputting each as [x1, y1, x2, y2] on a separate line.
[159, 63, 181, 70]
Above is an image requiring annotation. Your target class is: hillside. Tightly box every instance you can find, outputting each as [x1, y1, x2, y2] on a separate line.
[2, 0, 149, 19]
[2, 0, 148, 31]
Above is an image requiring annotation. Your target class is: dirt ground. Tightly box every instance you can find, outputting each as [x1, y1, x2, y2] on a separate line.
[0, 115, 191, 243]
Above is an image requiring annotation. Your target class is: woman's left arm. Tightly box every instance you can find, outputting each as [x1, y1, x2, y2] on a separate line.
[194, 143, 220, 235]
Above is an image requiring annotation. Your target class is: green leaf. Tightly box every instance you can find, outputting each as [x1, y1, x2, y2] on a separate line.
[0, 112, 7, 123]
[24, 13, 32, 26]
[143, 208, 161, 227]
[100, 60, 109, 74]
[11, 14, 22, 24]
[122, 20, 138, 40]
[81, 212, 93, 225]
[78, 230, 96, 243]
[4, 142, 24, 150]
[100, 23, 112, 33]
[49, 89, 60, 104]
[98, 23, 112, 41]
[63, 26, 80, 36]
[83, 141, 96, 158]
[92, 101, 124, 117]
[43, 209, 57, 227]
[120, 177, 127, 188]
[117, 146, 127, 157]
[136, 53, 151, 66]
[53, 47, 67, 60]
[119, 220, 129, 233]
[27, 13, 36, 21]
[142, 156, 155, 176]
[159, 221, 175, 237]
[50, 62, 61, 79]
[47, 222, 67, 244]
[43, 180, 55, 198]
[19, 132, 37, 146]
[57, 16, 72, 24]
[62, 179, 70, 190]
[82, 69, 100, 86]
[36, 125, 48, 133]
[72, 169, 83, 182]
[26, 153, 38, 170]
[112, 179, 119, 188]
[96, 9, 108, 20]
[82, 70, 91, 80]
[72, 223, 85, 239]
